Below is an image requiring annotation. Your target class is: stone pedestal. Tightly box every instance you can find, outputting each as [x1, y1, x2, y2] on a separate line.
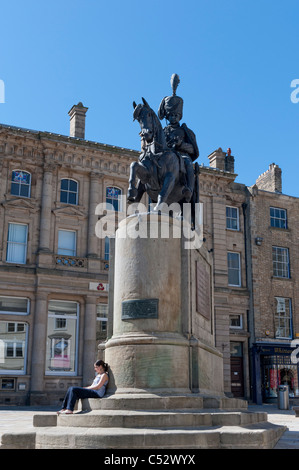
[105, 213, 189, 394]
[104, 212, 223, 396]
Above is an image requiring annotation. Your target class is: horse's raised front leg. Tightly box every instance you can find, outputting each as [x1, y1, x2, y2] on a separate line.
[128, 161, 141, 201]
[128, 161, 149, 202]
[154, 172, 176, 211]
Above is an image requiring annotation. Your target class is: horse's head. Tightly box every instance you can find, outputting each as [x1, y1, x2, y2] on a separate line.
[133, 98, 166, 148]
[133, 97, 155, 144]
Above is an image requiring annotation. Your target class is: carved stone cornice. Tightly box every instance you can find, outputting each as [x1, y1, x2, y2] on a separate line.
[52, 204, 87, 220]
[1, 196, 39, 213]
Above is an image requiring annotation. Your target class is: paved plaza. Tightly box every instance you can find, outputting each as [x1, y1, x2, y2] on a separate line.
[0, 403, 299, 449]
[248, 403, 299, 449]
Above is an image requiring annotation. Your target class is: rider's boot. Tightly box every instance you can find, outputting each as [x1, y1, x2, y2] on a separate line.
[182, 158, 194, 202]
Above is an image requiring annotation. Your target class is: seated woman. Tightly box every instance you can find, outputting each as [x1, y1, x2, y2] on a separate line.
[57, 360, 109, 415]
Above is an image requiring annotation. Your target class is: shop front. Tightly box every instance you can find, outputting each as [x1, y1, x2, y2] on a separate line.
[252, 343, 299, 404]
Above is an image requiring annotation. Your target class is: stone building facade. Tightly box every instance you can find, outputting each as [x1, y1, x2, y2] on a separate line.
[200, 149, 251, 399]
[0, 104, 138, 405]
[200, 155, 299, 403]
[249, 166, 299, 404]
[0, 104, 298, 405]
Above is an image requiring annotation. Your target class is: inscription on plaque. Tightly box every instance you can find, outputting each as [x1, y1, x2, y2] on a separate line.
[196, 260, 211, 321]
[122, 298, 159, 320]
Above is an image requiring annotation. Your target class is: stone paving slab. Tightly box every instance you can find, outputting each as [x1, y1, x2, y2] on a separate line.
[0, 406, 57, 431]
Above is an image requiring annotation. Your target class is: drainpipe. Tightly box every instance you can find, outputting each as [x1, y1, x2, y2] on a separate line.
[242, 198, 259, 403]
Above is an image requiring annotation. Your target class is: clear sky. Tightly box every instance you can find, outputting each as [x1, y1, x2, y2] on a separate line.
[0, 0, 298, 196]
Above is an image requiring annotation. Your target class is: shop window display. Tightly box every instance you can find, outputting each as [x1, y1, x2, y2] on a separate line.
[263, 354, 299, 399]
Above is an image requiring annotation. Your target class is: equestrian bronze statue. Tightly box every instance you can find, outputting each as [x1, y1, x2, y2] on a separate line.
[128, 75, 199, 226]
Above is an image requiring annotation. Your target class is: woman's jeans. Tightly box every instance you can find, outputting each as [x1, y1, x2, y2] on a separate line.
[62, 386, 106, 411]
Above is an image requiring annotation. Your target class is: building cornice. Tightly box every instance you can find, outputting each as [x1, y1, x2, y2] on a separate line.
[248, 185, 299, 201]
[0, 123, 140, 160]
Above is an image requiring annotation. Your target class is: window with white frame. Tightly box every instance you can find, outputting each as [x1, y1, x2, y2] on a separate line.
[230, 314, 243, 329]
[274, 297, 292, 339]
[5, 341, 23, 358]
[11, 170, 31, 198]
[272, 246, 290, 278]
[96, 303, 108, 341]
[60, 179, 78, 205]
[227, 252, 241, 286]
[7, 322, 25, 333]
[226, 206, 239, 230]
[270, 207, 287, 229]
[0, 297, 30, 315]
[0, 321, 28, 374]
[6, 223, 28, 264]
[106, 187, 122, 212]
[57, 230, 76, 257]
[55, 318, 67, 330]
[45, 300, 79, 375]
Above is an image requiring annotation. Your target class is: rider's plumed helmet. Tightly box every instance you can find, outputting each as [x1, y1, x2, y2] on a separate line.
[158, 74, 184, 121]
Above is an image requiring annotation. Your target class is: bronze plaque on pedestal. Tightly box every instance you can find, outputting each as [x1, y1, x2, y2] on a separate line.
[122, 298, 159, 320]
[196, 260, 211, 321]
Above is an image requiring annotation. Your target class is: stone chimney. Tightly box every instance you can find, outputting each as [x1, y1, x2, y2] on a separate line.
[68, 102, 88, 139]
[208, 147, 235, 173]
[255, 163, 282, 193]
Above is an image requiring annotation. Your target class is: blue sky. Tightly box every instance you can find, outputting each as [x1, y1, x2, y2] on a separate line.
[1, 0, 298, 196]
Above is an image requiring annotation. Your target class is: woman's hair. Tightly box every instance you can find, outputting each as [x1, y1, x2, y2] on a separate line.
[95, 360, 108, 372]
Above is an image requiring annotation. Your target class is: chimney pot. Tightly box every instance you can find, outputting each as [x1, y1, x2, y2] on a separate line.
[68, 102, 88, 139]
[208, 147, 235, 173]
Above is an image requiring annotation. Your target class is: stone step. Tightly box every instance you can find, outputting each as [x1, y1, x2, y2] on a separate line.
[33, 409, 268, 429]
[31, 422, 286, 449]
[80, 394, 247, 412]
[0, 394, 286, 449]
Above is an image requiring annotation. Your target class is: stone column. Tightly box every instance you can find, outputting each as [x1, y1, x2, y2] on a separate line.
[82, 296, 97, 385]
[87, 172, 101, 258]
[30, 292, 48, 396]
[38, 163, 54, 252]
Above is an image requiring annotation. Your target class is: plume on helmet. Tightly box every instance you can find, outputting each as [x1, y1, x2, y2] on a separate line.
[170, 73, 180, 96]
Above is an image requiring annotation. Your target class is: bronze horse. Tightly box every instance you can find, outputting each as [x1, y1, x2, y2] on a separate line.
[128, 98, 199, 218]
